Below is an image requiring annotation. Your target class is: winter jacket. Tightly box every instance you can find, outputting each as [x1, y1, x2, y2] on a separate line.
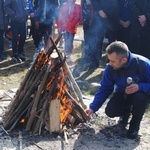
[130, 0, 150, 37]
[91, 0, 120, 31]
[90, 51, 150, 112]
[4, 0, 28, 23]
[35, 0, 59, 25]
[57, 0, 82, 34]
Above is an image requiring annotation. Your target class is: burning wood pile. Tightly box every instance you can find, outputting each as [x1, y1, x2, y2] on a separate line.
[2, 36, 88, 135]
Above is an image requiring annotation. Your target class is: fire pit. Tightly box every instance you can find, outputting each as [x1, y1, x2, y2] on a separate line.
[2, 36, 88, 136]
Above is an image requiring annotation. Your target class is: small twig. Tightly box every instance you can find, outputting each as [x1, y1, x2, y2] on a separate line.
[31, 142, 44, 150]
[0, 125, 9, 135]
[63, 126, 68, 144]
[4, 91, 14, 99]
[18, 131, 23, 150]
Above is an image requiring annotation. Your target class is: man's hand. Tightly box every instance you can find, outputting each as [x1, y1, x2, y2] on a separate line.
[85, 108, 93, 116]
[119, 20, 131, 28]
[125, 84, 139, 94]
[99, 10, 107, 18]
[30, 12, 34, 18]
[35, 21, 40, 29]
[138, 15, 146, 27]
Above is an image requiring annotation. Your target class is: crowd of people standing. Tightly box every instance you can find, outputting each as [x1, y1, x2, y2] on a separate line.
[0, 0, 150, 63]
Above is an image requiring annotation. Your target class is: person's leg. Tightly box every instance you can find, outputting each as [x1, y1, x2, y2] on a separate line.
[11, 21, 22, 62]
[11, 21, 19, 55]
[130, 36, 141, 55]
[0, 29, 6, 60]
[67, 33, 74, 55]
[105, 92, 131, 118]
[63, 32, 70, 57]
[89, 15, 104, 68]
[117, 26, 131, 49]
[18, 22, 26, 54]
[140, 36, 150, 59]
[127, 92, 150, 138]
[81, 25, 93, 65]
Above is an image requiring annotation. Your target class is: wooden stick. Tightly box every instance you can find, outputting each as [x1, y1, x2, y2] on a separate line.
[31, 142, 44, 150]
[25, 67, 50, 131]
[18, 131, 23, 150]
[0, 125, 9, 135]
[63, 126, 68, 144]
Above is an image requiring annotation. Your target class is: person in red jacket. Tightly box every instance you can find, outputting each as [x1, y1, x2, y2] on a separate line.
[57, 0, 82, 64]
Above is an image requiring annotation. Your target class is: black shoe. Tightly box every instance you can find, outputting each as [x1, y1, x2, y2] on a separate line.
[127, 130, 138, 139]
[127, 116, 140, 139]
[12, 54, 22, 63]
[18, 53, 27, 61]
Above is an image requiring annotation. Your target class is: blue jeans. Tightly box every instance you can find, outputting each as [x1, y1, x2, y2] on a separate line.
[11, 21, 26, 55]
[63, 32, 74, 57]
[82, 14, 106, 66]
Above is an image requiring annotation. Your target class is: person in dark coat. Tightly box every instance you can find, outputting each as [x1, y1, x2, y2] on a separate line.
[107, 0, 132, 49]
[130, 0, 150, 59]
[4, 0, 28, 62]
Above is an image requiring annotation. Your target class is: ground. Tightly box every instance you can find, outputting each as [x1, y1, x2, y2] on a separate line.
[0, 26, 150, 150]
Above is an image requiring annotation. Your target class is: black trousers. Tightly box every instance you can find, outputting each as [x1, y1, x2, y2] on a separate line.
[11, 21, 26, 55]
[105, 92, 149, 121]
[0, 29, 4, 54]
[130, 35, 150, 59]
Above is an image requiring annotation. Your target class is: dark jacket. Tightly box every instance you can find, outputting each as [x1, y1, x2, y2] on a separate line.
[119, 0, 132, 22]
[90, 51, 150, 112]
[130, 0, 150, 37]
[91, 0, 120, 31]
[4, 0, 28, 23]
[35, 0, 59, 25]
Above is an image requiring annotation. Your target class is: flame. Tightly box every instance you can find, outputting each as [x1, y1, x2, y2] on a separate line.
[60, 95, 72, 124]
[34, 51, 49, 70]
[20, 118, 25, 124]
[56, 74, 72, 125]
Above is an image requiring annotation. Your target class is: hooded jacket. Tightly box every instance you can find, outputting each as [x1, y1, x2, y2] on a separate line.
[57, 0, 82, 34]
[90, 51, 150, 112]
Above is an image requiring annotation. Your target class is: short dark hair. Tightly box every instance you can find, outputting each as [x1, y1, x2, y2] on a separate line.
[106, 41, 129, 59]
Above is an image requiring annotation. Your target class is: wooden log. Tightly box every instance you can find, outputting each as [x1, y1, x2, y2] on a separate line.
[25, 67, 50, 131]
[33, 77, 59, 134]
[49, 99, 61, 133]
[49, 37, 87, 109]
[3, 70, 45, 128]
[65, 90, 89, 122]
